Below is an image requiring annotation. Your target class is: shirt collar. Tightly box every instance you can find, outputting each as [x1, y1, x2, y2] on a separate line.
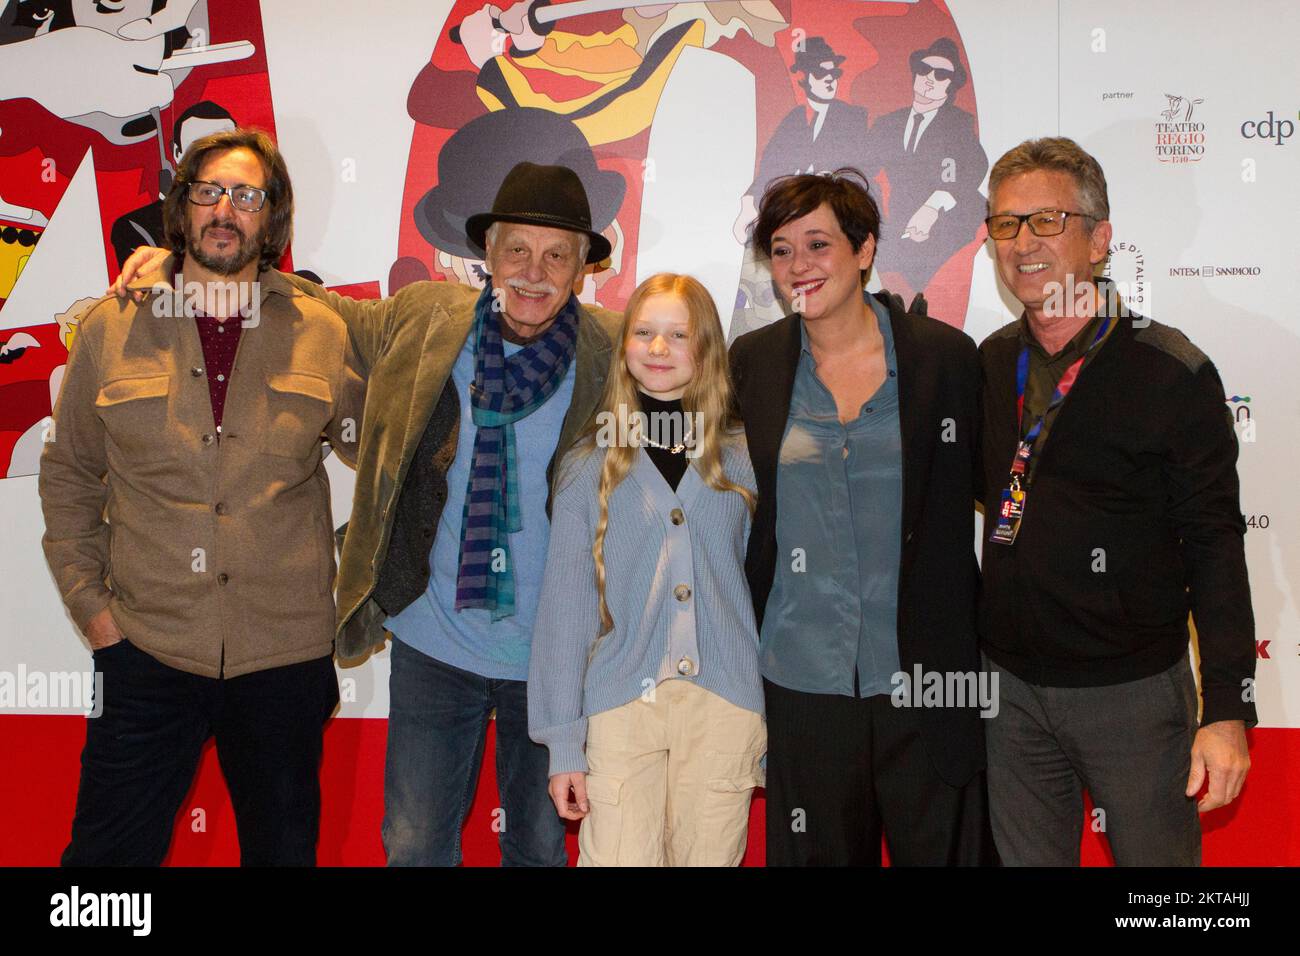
[799, 292, 897, 373]
[1017, 277, 1117, 360]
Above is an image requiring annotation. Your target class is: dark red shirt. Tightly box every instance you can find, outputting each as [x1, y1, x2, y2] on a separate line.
[193, 313, 243, 431]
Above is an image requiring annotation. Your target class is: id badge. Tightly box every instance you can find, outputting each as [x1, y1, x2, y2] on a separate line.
[988, 486, 1027, 545]
[1011, 440, 1031, 476]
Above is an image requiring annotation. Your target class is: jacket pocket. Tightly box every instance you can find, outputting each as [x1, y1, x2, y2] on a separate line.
[262, 371, 333, 460]
[95, 374, 172, 464]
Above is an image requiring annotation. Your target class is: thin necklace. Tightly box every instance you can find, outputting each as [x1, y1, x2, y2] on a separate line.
[642, 430, 694, 455]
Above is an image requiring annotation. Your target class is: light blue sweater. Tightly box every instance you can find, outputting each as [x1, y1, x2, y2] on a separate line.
[385, 334, 575, 680]
[528, 433, 765, 776]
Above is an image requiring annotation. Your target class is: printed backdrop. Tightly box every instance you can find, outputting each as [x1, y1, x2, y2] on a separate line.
[1, 0, 1296, 865]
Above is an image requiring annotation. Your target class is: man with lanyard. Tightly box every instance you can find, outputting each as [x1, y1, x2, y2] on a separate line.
[977, 137, 1255, 865]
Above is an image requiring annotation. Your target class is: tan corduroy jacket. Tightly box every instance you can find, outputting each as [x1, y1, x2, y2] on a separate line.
[39, 261, 366, 678]
[284, 275, 622, 662]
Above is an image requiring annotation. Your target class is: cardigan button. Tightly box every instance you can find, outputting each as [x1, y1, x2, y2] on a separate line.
[669, 508, 684, 526]
[676, 657, 695, 676]
[214, 502, 228, 515]
[217, 573, 229, 585]
[201, 433, 215, 446]
[191, 366, 204, 377]
[673, 584, 691, 602]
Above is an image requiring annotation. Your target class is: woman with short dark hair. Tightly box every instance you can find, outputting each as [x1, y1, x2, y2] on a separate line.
[730, 169, 993, 866]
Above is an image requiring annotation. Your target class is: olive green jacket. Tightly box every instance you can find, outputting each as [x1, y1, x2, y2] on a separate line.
[287, 275, 621, 661]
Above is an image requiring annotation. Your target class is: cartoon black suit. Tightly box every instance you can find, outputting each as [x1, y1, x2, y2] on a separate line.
[749, 98, 870, 198]
[866, 100, 987, 290]
[861, 37, 988, 294]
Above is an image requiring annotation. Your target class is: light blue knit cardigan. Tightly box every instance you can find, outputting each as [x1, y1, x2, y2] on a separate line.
[528, 433, 765, 776]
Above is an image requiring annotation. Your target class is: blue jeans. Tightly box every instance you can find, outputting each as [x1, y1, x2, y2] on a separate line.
[383, 637, 567, 866]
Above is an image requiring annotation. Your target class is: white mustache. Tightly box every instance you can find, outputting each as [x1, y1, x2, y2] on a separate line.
[505, 278, 558, 296]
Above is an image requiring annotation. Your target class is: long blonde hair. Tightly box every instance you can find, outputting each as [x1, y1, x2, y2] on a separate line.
[577, 273, 756, 634]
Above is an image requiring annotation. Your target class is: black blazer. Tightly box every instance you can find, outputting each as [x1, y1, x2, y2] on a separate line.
[729, 293, 985, 787]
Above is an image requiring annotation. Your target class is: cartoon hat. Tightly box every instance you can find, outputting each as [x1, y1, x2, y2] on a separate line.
[790, 37, 845, 76]
[908, 37, 968, 91]
[413, 108, 624, 264]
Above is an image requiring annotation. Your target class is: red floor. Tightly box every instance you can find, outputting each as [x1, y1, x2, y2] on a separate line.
[2, 716, 1293, 866]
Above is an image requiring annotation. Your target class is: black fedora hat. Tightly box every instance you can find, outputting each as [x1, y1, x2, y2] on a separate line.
[791, 36, 845, 76]
[908, 37, 967, 91]
[413, 108, 623, 264]
[466, 161, 611, 264]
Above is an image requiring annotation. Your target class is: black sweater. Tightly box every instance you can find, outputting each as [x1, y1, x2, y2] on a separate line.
[978, 312, 1256, 725]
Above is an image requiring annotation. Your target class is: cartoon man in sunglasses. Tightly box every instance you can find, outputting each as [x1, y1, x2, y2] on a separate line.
[863, 36, 988, 299]
[729, 35, 872, 338]
[734, 36, 870, 244]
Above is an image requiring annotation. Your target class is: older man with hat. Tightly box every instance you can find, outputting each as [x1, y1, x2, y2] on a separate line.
[323, 161, 622, 866]
[122, 159, 623, 865]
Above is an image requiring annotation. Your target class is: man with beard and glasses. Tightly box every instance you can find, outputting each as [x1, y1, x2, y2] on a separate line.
[40, 128, 365, 865]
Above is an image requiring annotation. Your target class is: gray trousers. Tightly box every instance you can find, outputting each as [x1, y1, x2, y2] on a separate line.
[982, 650, 1201, 866]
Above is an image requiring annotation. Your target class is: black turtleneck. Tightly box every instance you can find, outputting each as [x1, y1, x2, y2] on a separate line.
[637, 391, 690, 490]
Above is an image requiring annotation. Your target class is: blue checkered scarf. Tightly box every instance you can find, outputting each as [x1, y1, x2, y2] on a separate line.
[455, 280, 578, 619]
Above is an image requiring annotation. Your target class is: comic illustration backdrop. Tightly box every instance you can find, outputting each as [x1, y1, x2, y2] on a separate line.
[1, 0, 1296, 865]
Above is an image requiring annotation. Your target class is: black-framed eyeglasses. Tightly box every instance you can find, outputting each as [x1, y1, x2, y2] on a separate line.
[185, 180, 268, 213]
[915, 66, 955, 82]
[984, 209, 1095, 240]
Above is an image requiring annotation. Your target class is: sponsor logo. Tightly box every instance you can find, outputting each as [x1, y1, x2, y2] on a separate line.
[1101, 240, 1148, 317]
[1226, 393, 1251, 423]
[1240, 110, 1295, 145]
[1227, 393, 1255, 444]
[1155, 93, 1206, 163]
[1169, 265, 1262, 277]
